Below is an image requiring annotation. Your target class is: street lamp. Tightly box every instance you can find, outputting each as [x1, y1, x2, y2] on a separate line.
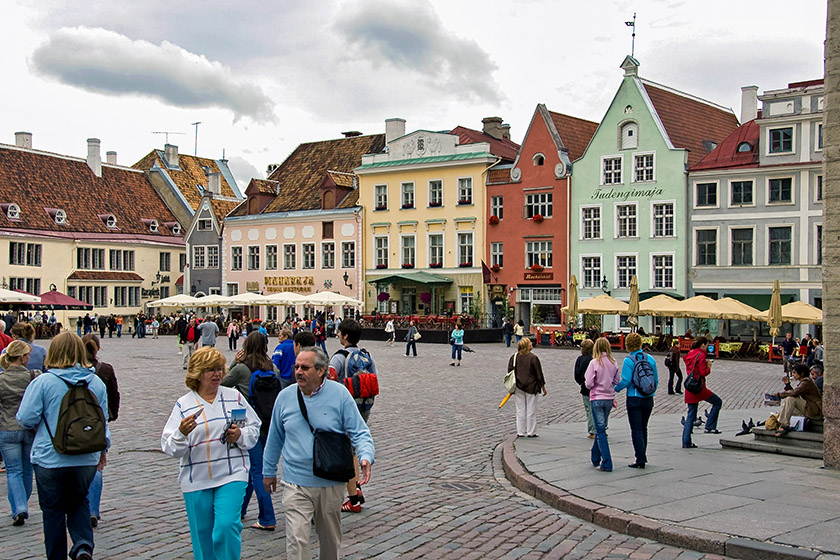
[601, 276, 610, 296]
[342, 271, 352, 290]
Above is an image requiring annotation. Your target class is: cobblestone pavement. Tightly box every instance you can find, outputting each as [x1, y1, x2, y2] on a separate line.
[1, 335, 780, 559]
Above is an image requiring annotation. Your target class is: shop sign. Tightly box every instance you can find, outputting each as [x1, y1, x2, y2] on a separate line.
[590, 187, 663, 201]
[264, 275, 315, 294]
[141, 288, 161, 298]
[490, 284, 507, 298]
[524, 272, 553, 281]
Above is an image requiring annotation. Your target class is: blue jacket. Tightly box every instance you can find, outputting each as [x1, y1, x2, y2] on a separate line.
[1, 340, 46, 372]
[615, 350, 658, 398]
[272, 339, 296, 380]
[16, 365, 111, 468]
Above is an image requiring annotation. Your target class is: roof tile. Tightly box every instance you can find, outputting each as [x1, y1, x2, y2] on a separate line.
[449, 126, 520, 161]
[547, 111, 599, 162]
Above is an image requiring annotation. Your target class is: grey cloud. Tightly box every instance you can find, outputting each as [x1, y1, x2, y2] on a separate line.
[227, 155, 263, 184]
[31, 27, 275, 121]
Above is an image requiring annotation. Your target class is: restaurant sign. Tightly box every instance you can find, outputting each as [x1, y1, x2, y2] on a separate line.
[264, 276, 315, 294]
[590, 186, 663, 201]
[524, 272, 553, 281]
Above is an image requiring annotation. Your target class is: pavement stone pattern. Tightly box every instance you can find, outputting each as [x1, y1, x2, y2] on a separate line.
[0, 335, 772, 559]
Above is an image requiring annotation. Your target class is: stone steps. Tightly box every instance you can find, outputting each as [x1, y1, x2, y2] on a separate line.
[719, 418, 824, 460]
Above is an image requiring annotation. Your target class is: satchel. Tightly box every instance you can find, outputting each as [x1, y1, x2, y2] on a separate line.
[684, 357, 703, 394]
[413, 332, 422, 341]
[504, 353, 517, 394]
[297, 389, 356, 482]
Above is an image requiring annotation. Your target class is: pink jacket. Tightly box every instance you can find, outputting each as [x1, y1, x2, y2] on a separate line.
[584, 357, 621, 401]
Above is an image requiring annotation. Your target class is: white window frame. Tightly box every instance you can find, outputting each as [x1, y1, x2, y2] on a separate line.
[490, 196, 503, 219]
[459, 286, 474, 314]
[766, 223, 793, 266]
[580, 204, 602, 240]
[374, 184, 388, 210]
[728, 225, 756, 267]
[525, 192, 552, 219]
[728, 178, 756, 208]
[193, 246, 206, 269]
[693, 180, 719, 209]
[400, 234, 416, 267]
[600, 155, 623, 185]
[374, 235, 389, 268]
[457, 232, 474, 266]
[650, 252, 675, 290]
[341, 241, 355, 269]
[580, 254, 602, 289]
[766, 176, 795, 205]
[302, 243, 316, 269]
[767, 126, 795, 156]
[226, 283, 239, 296]
[247, 245, 260, 270]
[401, 182, 415, 209]
[321, 241, 335, 269]
[650, 200, 676, 238]
[283, 244, 296, 270]
[197, 218, 213, 231]
[693, 227, 719, 267]
[815, 222, 824, 266]
[265, 244, 278, 270]
[817, 123, 824, 151]
[614, 253, 638, 289]
[457, 177, 473, 205]
[428, 233, 444, 267]
[428, 180, 443, 207]
[614, 202, 638, 239]
[231, 246, 243, 271]
[632, 151, 655, 183]
[525, 240, 552, 268]
[619, 121, 638, 150]
[206, 246, 219, 269]
[815, 174, 823, 203]
[490, 241, 503, 268]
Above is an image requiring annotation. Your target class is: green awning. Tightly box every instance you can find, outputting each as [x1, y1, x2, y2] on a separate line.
[368, 270, 454, 286]
[725, 293, 795, 311]
[356, 152, 490, 170]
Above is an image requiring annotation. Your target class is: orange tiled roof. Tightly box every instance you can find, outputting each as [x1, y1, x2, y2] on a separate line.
[450, 126, 519, 162]
[487, 166, 515, 185]
[133, 150, 241, 210]
[67, 271, 144, 281]
[0, 144, 181, 237]
[641, 80, 740, 168]
[327, 170, 356, 188]
[210, 198, 242, 220]
[547, 111, 599, 162]
[691, 120, 760, 171]
[251, 179, 279, 195]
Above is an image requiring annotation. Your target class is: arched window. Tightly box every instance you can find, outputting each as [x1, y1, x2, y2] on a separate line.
[532, 153, 545, 166]
[737, 142, 752, 153]
[149, 219, 159, 233]
[6, 203, 20, 220]
[620, 121, 638, 149]
[323, 190, 335, 209]
[54, 209, 67, 224]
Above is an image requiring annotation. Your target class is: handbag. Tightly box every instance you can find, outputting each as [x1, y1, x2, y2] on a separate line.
[684, 357, 703, 394]
[413, 332, 422, 341]
[296, 389, 356, 482]
[504, 353, 517, 394]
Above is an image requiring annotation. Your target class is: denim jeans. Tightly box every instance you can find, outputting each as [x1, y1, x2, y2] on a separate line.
[87, 469, 103, 518]
[241, 435, 275, 526]
[626, 396, 654, 465]
[590, 399, 613, 471]
[504, 333, 511, 347]
[34, 464, 97, 560]
[451, 344, 462, 360]
[682, 393, 723, 447]
[405, 340, 417, 356]
[0, 430, 34, 517]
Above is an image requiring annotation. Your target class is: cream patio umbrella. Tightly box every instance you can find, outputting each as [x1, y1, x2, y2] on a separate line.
[627, 275, 640, 327]
[562, 294, 629, 315]
[758, 301, 823, 325]
[146, 294, 200, 308]
[0, 288, 41, 304]
[767, 280, 783, 339]
[304, 291, 363, 306]
[638, 294, 683, 317]
[260, 292, 308, 306]
[715, 298, 762, 322]
[566, 275, 579, 322]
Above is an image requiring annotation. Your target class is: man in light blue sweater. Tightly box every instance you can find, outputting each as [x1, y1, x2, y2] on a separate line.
[263, 347, 374, 560]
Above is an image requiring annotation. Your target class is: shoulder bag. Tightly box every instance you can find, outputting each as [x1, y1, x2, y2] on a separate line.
[504, 353, 518, 394]
[684, 356, 703, 395]
[296, 388, 356, 482]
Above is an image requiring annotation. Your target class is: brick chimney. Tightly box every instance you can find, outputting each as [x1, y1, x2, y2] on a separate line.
[87, 138, 102, 177]
[106, 151, 117, 165]
[14, 132, 32, 148]
[385, 118, 406, 144]
[164, 143, 179, 168]
[740, 85, 759, 123]
[482, 117, 505, 140]
[207, 172, 221, 196]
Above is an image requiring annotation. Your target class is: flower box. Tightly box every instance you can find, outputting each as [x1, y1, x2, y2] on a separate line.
[530, 264, 545, 272]
[532, 214, 544, 223]
[489, 215, 500, 225]
[401, 263, 415, 269]
[428, 201, 442, 207]
[377, 292, 390, 302]
[375, 205, 387, 211]
[457, 199, 472, 205]
[490, 264, 501, 273]
[401, 203, 414, 209]
[459, 262, 473, 268]
[429, 262, 443, 269]
[376, 264, 387, 269]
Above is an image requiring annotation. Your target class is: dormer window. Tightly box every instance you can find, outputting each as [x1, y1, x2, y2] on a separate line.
[99, 214, 117, 228]
[737, 142, 753, 153]
[620, 121, 638, 149]
[149, 219, 159, 233]
[3, 203, 20, 220]
[171, 223, 181, 235]
[45, 208, 67, 225]
[533, 154, 545, 166]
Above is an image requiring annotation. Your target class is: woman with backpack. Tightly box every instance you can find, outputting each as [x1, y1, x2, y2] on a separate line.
[584, 338, 621, 472]
[682, 336, 723, 448]
[664, 344, 682, 394]
[615, 332, 658, 469]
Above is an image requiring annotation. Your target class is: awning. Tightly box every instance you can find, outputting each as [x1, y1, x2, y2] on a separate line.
[725, 293, 794, 311]
[368, 271, 454, 286]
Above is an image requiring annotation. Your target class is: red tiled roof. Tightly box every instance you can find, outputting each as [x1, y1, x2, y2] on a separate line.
[132, 150, 240, 210]
[788, 79, 823, 89]
[450, 126, 520, 162]
[67, 271, 144, 281]
[210, 198, 242, 220]
[327, 171, 356, 188]
[641, 80, 740, 168]
[251, 179, 279, 195]
[487, 167, 515, 185]
[690, 120, 760, 171]
[0, 145, 182, 237]
[547, 111, 598, 162]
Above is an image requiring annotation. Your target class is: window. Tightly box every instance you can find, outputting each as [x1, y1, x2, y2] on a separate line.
[429, 234, 443, 267]
[193, 246, 205, 268]
[6, 203, 20, 220]
[247, 246, 260, 270]
[457, 178, 473, 204]
[458, 232, 473, 266]
[109, 250, 122, 271]
[401, 236, 416, 267]
[160, 252, 171, 272]
[490, 242, 503, 268]
[459, 286, 474, 313]
[77, 248, 90, 269]
[322, 221, 333, 239]
[769, 226, 792, 265]
[77, 248, 105, 270]
[769, 127, 793, 153]
[731, 181, 753, 206]
[816, 175, 823, 201]
[322, 242, 335, 269]
[159, 286, 170, 299]
[54, 209, 66, 225]
[266, 245, 278, 270]
[93, 287, 107, 307]
[652, 255, 674, 289]
[616, 204, 637, 238]
[75, 286, 92, 304]
[283, 245, 296, 270]
[817, 225, 823, 265]
[266, 306, 278, 322]
[737, 142, 753, 153]
[198, 218, 213, 231]
[429, 180, 443, 207]
[341, 242, 355, 268]
[731, 228, 753, 266]
[653, 203, 674, 237]
[490, 196, 503, 219]
[525, 193, 552, 218]
[10, 242, 41, 266]
[179, 253, 187, 272]
[374, 185, 388, 210]
[123, 251, 134, 271]
[207, 246, 219, 268]
[582, 256, 601, 288]
[376, 286, 389, 313]
[602, 157, 622, 184]
[9, 277, 40, 295]
[769, 178, 792, 203]
[616, 255, 636, 288]
[226, 283, 239, 296]
[818, 124, 824, 150]
[231, 246, 243, 271]
[620, 122, 638, 149]
[533, 153, 545, 166]
[526, 241, 552, 268]
[93, 249, 105, 270]
[696, 183, 717, 207]
[634, 154, 654, 182]
[113, 286, 139, 307]
[582, 207, 601, 239]
[302, 243, 315, 269]
[401, 182, 414, 209]
[148, 219, 159, 233]
[696, 230, 717, 266]
[374, 237, 389, 268]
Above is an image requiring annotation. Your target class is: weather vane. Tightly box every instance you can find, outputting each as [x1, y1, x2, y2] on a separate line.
[625, 12, 637, 58]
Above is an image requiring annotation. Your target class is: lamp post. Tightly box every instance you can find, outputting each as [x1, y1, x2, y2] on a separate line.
[601, 276, 611, 296]
[342, 271, 352, 290]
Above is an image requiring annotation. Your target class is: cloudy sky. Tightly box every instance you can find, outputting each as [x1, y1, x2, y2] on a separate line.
[3, 0, 827, 185]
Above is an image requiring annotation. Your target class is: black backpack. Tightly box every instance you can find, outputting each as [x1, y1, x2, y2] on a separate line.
[630, 353, 657, 396]
[248, 369, 282, 436]
[45, 374, 108, 455]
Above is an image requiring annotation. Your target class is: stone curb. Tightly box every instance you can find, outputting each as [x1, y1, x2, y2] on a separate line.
[501, 436, 822, 560]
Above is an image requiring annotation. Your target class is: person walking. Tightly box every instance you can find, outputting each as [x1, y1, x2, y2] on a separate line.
[181, 317, 199, 370]
[615, 332, 658, 469]
[509, 337, 547, 438]
[405, 320, 418, 357]
[9, 322, 47, 373]
[227, 320, 240, 351]
[115, 316, 123, 338]
[665, 344, 682, 394]
[263, 347, 374, 560]
[450, 321, 465, 366]
[161, 347, 260, 560]
[197, 315, 220, 348]
[151, 317, 160, 339]
[682, 337, 723, 448]
[384, 319, 395, 347]
[503, 318, 514, 347]
[16, 332, 110, 560]
[573, 339, 596, 439]
[584, 338, 621, 472]
[271, 328, 296, 390]
[82, 334, 120, 528]
[514, 320, 525, 342]
[0, 341, 39, 526]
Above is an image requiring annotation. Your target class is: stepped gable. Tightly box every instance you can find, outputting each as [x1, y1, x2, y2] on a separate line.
[641, 80, 740, 167]
[237, 134, 384, 215]
[0, 144, 180, 237]
[449, 126, 520, 162]
[547, 111, 598, 162]
[133, 150, 240, 209]
[691, 120, 760, 171]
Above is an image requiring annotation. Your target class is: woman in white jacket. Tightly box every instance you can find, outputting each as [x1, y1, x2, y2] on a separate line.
[161, 347, 260, 560]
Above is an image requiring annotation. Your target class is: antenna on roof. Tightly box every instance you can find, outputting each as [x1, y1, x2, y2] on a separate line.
[625, 13, 637, 58]
[151, 131, 186, 144]
[191, 121, 202, 156]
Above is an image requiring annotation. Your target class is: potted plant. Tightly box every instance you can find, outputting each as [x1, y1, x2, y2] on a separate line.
[459, 261, 473, 268]
[532, 214, 544, 223]
[377, 292, 391, 303]
[401, 203, 414, 209]
[429, 201, 442, 207]
[490, 263, 501, 273]
[376, 263, 387, 269]
[489, 215, 500, 225]
[375, 204, 387, 211]
[401, 263, 414, 269]
[457, 198, 472, 205]
[429, 262, 443, 268]
[530, 263, 544, 272]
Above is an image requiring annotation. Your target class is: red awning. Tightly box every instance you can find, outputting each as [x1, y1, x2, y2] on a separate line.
[27, 289, 93, 311]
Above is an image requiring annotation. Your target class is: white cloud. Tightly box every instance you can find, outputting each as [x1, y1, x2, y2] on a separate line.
[31, 26, 275, 122]
[227, 155, 263, 185]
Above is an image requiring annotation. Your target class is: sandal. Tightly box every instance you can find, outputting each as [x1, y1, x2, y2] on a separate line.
[775, 426, 793, 437]
[251, 522, 275, 531]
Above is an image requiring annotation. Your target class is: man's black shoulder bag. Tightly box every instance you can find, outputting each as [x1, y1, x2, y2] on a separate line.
[297, 388, 356, 482]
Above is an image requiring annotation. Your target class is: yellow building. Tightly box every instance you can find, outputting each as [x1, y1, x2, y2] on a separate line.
[356, 118, 518, 316]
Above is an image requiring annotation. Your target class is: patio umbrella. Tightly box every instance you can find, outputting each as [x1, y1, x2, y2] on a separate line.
[627, 275, 639, 327]
[261, 292, 308, 306]
[30, 289, 91, 310]
[638, 294, 682, 317]
[715, 298, 762, 322]
[757, 301, 823, 325]
[562, 294, 628, 315]
[566, 275, 579, 321]
[305, 291, 363, 306]
[767, 280, 783, 339]
[147, 294, 200, 308]
[222, 292, 269, 306]
[0, 288, 40, 304]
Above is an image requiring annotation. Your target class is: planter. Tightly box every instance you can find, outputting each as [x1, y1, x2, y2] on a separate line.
[530, 265, 544, 272]
[377, 292, 391, 302]
[490, 264, 501, 273]
[401, 204, 414, 210]
[429, 263, 443, 269]
[459, 262, 473, 268]
[532, 214, 544, 223]
[375, 205, 387, 211]
[457, 199, 472, 205]
[489, 215, 500, 225]
[376, 264, 387, 269]
[428, 202, 442, 208]
[401, 264, 415, 269]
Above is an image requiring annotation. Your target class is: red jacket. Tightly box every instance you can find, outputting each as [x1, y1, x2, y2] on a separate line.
[0, 332, 11, 351]
[683, 348, 714, 403]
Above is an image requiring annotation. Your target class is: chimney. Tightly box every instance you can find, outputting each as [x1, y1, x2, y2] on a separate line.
[86, 138, 102, 177]
[14, 132, 32, 148]
[207, 172, 221, 196]
[482, 117, 505, 140]
[266, 163, 279, 177]
[501, 123, 511, 141]
[341, 130, 362, 138]
[740, 85, 759, 123]
[106, 151, 117, 165]
[385, 118, 406, 144]
[164, 143, 179, 167]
